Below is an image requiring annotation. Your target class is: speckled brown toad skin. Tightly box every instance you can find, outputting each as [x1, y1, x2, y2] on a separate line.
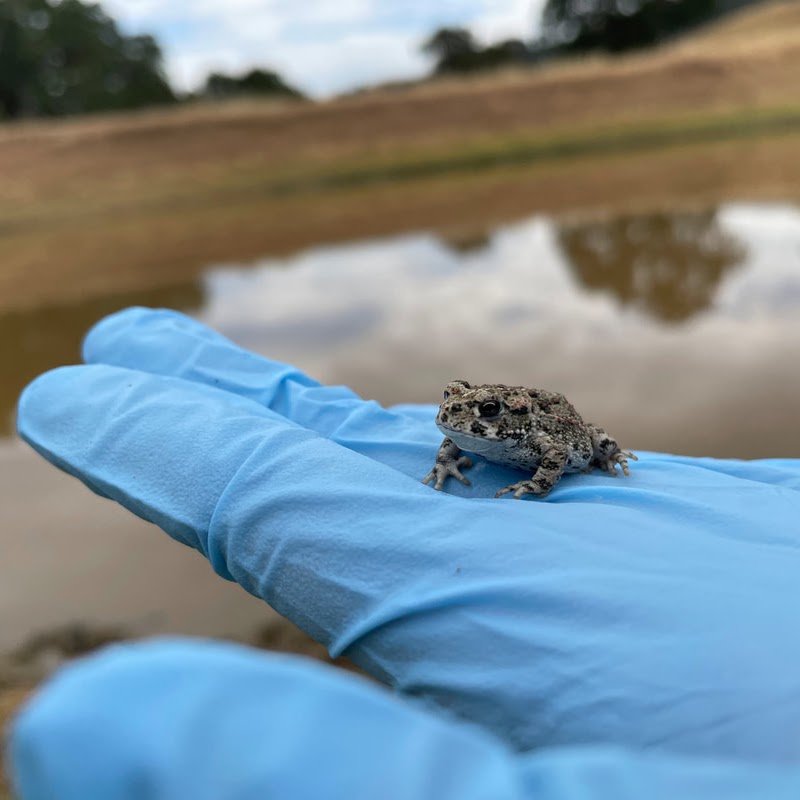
[422, 380, 637, 499]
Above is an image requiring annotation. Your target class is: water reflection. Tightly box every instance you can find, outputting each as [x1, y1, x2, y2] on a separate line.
[0, 281, 203, 435]
[200, 203, 800, 458]
[443, 229, 492, 255]
[556, 210, 745, 322]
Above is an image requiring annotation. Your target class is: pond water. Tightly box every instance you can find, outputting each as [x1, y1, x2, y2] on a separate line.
[2, 202, 798, 650]
[197, 202, 800, 458]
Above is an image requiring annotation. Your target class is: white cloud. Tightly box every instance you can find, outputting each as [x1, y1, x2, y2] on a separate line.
[276, 34, 430, 97]
[101, 0, 546, 96]
[166, 31, 429, 96]
[472, 0, 546, 44]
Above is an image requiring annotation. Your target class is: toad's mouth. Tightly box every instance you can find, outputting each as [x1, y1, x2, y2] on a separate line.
[435, 422, 506, 454]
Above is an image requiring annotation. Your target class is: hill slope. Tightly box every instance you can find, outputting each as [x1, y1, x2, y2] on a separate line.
[1, 0, 799, 195]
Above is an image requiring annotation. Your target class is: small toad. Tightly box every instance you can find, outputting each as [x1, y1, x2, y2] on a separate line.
[422, 380, 637, 499]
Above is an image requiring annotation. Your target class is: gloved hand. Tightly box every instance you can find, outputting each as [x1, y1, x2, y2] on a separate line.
[9, 307, 800, 798]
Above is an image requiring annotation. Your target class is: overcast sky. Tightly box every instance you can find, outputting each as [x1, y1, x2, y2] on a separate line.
[103, 0, 547, 97]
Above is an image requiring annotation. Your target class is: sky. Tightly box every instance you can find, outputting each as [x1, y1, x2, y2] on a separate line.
[103, 0, 547, 98]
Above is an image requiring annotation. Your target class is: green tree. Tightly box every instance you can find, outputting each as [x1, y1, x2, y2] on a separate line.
[422, 27, 532, 74]
[421, 27, 481, 73]
[540, 0, 761, 54]
[203, 68, 304, 101]
[0, 0, 175, 119]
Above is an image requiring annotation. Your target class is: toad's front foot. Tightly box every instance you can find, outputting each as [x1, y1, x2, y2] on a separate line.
[422, 437, 473, 491]
[422, 457, 473, 490]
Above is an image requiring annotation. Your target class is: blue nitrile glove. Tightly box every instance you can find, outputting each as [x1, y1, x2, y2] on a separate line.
[9, 306, 800, 798]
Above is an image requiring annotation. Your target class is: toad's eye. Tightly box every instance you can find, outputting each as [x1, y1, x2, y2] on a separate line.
[478, 400, 502, 418]
[443, 391, 449, 401]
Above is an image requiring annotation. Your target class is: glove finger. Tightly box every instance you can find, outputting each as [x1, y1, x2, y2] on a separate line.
[82, 307, 328, 404]
[81, 309, 800, 491]
[81, 307, 441, 481]
[16, 362, 599, 751]
[89, 306, 798, 500]
[11, 639, 799, 800]
[15, 364, 485, 649]
[8, 638, 523, 800]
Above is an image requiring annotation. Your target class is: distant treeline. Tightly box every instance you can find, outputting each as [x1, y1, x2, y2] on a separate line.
[0, 0, 175, 118]
[198, 69, 303, 102]
[539, 0, 763, 56]
[0, 0, 304, 120]
[0, 0, 769, 121]
[424, 0, 767, 74]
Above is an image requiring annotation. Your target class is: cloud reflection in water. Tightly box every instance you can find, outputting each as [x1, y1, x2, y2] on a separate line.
[200, 203, 800, 459]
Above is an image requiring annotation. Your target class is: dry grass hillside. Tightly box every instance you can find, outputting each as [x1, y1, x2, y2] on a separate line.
[677, 0, 800, 50]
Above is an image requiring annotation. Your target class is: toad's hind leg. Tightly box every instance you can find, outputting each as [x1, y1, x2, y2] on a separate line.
[496, 445, 569, 499]
[587, 424, 638, 476]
